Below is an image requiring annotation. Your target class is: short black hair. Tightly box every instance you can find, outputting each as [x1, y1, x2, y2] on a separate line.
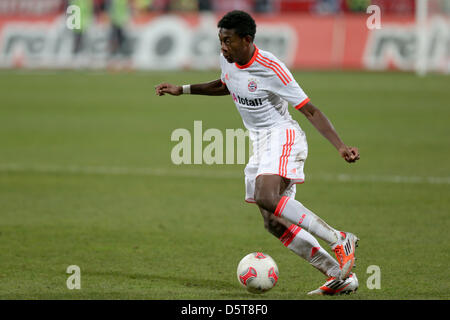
[217, 10, 256, 41]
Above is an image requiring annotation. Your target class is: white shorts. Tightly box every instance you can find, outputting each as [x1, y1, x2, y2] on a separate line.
[244, 123, 308, 203]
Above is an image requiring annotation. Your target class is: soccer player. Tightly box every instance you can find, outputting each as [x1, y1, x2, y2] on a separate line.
[155, 10, 360, 295]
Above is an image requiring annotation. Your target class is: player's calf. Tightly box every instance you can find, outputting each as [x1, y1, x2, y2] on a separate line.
[254, 174, 290, 213]
[258, 206, 291, 238]
[259, 207, 341, 279]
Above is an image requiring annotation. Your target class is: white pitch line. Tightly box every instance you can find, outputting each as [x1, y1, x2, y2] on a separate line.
[0, 163, 241, 180]
[317, 173, 450, 185]
[0, 163, 449, 185]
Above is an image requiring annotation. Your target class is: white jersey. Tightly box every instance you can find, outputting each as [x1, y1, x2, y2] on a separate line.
[220, 45, 310, 131]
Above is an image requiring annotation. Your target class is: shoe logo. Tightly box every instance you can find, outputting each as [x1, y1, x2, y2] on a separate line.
[327, 279, 345, 290]
[344, 240, 352, 256]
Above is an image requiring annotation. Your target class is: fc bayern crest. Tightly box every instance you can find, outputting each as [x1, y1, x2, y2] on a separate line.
[248, 80, 258, 92]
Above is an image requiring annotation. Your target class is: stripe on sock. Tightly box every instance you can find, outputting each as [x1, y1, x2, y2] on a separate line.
[279, 224, 301, 247]
[274, 196, 289, 217]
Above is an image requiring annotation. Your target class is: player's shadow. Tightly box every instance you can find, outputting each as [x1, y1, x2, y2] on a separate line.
[88, 270, 251, 298]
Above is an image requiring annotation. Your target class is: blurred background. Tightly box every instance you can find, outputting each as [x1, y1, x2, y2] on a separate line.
[0, 0, 449, 73]
[0, 1, 449, 300]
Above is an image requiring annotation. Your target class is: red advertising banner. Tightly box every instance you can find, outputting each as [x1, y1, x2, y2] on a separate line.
[0, 12, 448, 72]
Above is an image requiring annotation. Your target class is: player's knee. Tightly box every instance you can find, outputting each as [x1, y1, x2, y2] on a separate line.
[263, 214, 284, 238]
[254, 190, 280, 213]
[263, 215, 276, 232]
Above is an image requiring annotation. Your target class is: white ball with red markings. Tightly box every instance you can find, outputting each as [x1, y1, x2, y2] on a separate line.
[236, 252, 279, 294]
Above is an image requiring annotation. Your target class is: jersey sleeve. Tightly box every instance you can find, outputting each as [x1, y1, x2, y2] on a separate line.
[266, 61, 310, 110]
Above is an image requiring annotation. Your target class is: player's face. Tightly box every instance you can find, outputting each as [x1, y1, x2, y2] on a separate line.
[218, 28, 249, 64]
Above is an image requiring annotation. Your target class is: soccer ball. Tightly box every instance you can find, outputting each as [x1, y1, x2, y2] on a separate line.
[236, 252, 279, 294]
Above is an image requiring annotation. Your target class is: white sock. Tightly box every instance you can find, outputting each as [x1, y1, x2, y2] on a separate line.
[279, 224, 341, 278]
[275, 196, 341, 247]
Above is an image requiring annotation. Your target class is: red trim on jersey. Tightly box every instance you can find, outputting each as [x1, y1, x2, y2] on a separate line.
[285, 130, 295, 176]
[279, 129, 295, 177]
[294, 97, 310, 110]
[282, 130, 290, 177]
[235, 45, 259, 69]
[279, 130, 288, 176]
[279, 130, 289, 176]
[255, 56, 288, 85]
[256, 53, 292, 84]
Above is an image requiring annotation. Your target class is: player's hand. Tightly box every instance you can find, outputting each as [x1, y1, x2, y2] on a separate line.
[338, 146, 360, 163]
[155, 83, 182, 96]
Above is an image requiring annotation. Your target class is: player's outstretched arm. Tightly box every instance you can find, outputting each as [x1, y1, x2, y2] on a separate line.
[155, 79, 229, 96]
[299, 102, 360, 163]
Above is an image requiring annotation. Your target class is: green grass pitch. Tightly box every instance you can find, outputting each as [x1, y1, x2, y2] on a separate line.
[0, 70, 449, 299]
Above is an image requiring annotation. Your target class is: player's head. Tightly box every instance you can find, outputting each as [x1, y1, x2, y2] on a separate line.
[217, 10, 256, 64]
